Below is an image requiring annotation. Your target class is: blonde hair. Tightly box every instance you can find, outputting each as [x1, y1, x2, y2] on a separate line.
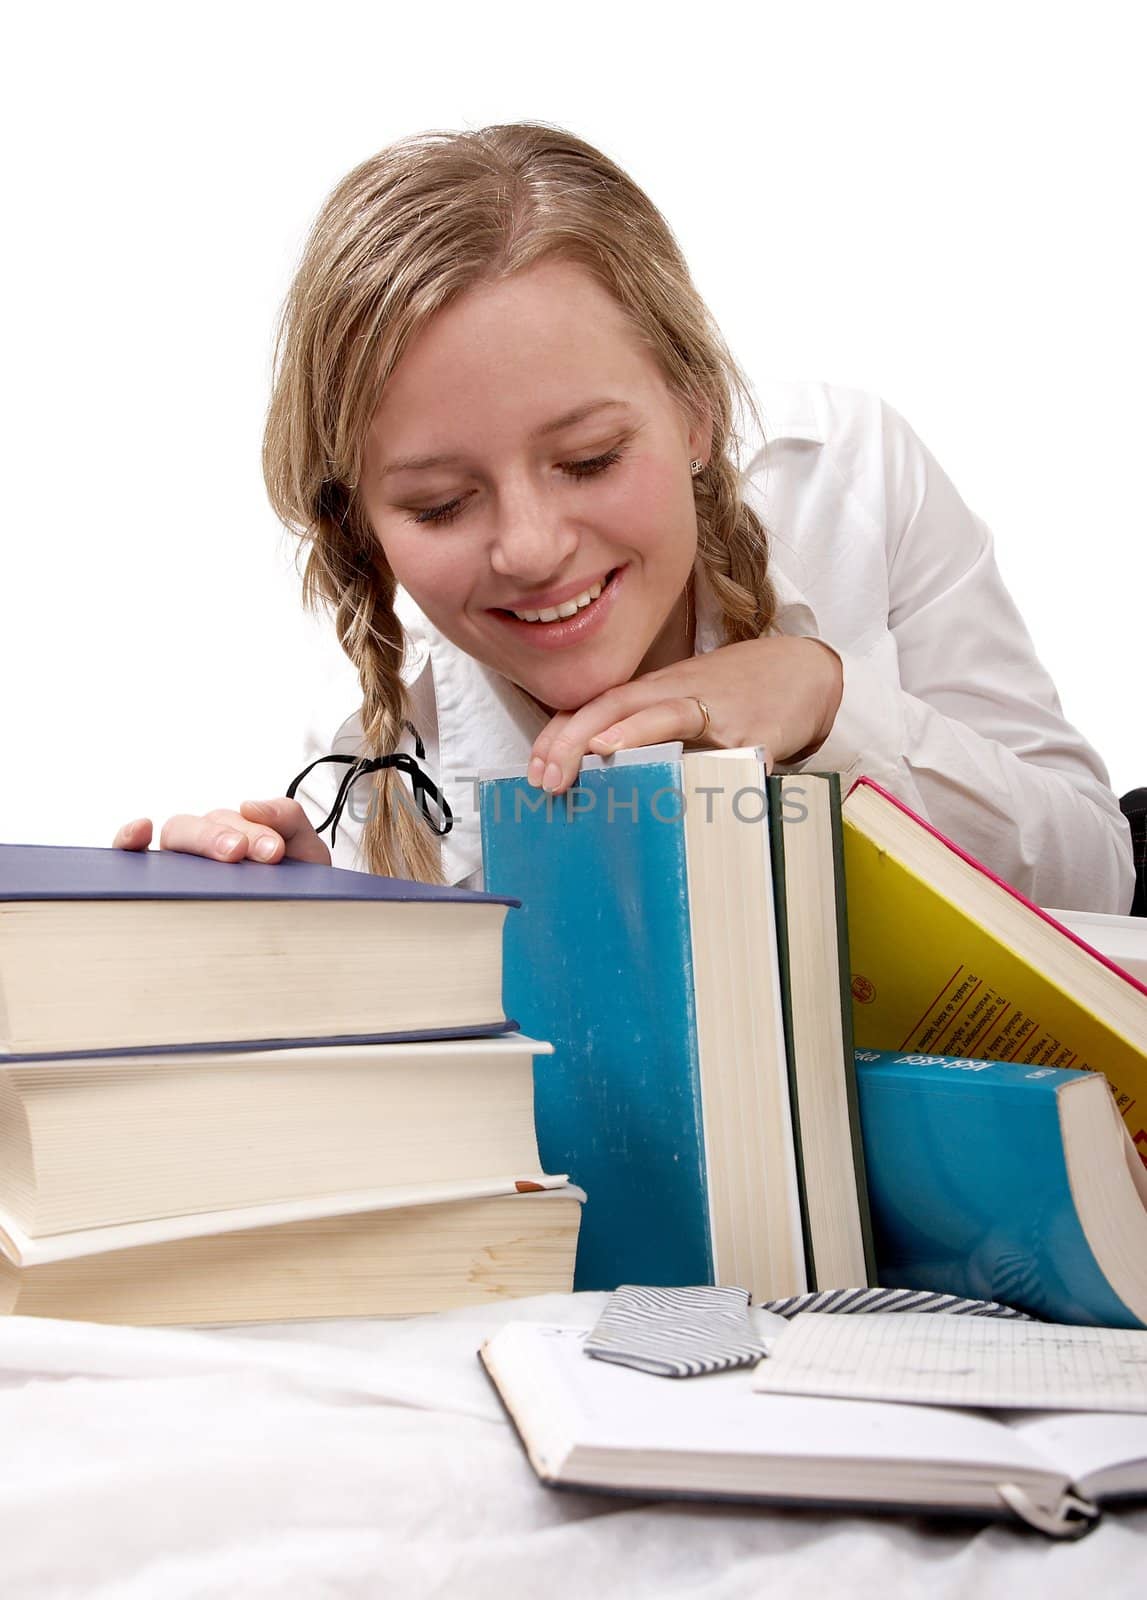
[263, 121, 776, 882]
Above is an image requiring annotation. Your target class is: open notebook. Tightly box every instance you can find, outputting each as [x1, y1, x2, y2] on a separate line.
[481, 1321, 1147, 1539]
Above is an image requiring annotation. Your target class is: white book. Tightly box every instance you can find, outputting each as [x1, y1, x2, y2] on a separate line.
[0, 1170, 572, 1267]
[2, 1187, 584, 1326]
[481, 1321, 1147, 1538]
[0, 1032, 556, 1237]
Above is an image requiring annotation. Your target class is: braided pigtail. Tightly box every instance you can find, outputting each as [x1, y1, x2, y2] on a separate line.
[299, 497, 445, 884]
[693, 450, 777, 645]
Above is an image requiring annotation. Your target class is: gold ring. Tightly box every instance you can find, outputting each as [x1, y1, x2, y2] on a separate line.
[692, 697, 712, 740]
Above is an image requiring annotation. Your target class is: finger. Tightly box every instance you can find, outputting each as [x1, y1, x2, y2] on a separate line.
[535, 690, 642, 793]
[527, 711, 574, 789]
[586, 698, 712, 762]
[113, 818, 154, 851]
[588, 696, 712, 755]
[159, 811, 263, 862]
[239, 798, 332, 865]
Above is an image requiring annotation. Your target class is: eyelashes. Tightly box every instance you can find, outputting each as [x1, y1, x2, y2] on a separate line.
[408, 446, 627, 528]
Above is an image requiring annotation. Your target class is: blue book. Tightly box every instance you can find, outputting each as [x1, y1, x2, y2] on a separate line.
[855, 1049, 1147, 1328]
[480, 747, 805, 1297]
[0, 842, 519, 1057]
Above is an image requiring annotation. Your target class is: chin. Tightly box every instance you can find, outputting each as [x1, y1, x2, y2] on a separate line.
[521, 656, 639, 714]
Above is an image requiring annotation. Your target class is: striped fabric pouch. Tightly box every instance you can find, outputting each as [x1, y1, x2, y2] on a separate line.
[584, 1285, 1033, 1380]
[583, 1285, 765, 1378]
[760, 1287, 1032, 1321]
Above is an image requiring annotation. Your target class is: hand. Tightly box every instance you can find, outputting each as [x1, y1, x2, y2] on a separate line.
[526, 636, 844, 795]
[113, 798, 332, 866]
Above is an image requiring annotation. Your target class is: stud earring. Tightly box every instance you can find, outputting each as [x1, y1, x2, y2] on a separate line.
[689, 459, 704, 477]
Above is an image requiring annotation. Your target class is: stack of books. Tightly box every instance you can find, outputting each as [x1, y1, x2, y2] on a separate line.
[479, 748, 1147, 1327]
[0, 843, 582, 1325]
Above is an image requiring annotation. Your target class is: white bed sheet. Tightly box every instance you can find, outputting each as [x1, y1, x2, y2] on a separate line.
[0, 1292, 1143, 1599]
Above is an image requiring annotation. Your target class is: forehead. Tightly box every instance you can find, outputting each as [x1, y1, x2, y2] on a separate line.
[368, 259, 669, 451]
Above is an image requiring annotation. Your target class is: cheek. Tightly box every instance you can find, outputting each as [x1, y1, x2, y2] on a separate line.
[375, 527, 472, 612]
[616, 456, 694, 553]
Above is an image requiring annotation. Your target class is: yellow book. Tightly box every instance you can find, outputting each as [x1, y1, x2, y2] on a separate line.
[841, 779, 1147, 1157]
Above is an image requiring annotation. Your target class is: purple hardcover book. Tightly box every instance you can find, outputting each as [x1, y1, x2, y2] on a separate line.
[0, 843, 518, 906]
[0, 844, 520, 1059]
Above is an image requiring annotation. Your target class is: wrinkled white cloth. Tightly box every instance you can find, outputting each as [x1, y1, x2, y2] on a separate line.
[297, 380, 1133, 913]
[0, 1294, 1142, 1599]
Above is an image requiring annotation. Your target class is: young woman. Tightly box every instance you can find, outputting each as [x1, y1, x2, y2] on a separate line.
[116, 122, 1133, 914]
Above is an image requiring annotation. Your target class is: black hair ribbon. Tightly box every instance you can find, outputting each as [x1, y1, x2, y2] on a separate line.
[285, 722, 453, 848]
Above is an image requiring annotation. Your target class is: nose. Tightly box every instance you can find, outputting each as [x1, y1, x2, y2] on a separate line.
[488, 479, 579, 584]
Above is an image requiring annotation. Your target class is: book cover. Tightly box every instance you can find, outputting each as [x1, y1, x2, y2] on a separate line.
[854, 1049, 1145, 1329]
[480, 760, 714, 1290]
[0, 842, 518, 906]
[842, 778, 1147, 1156]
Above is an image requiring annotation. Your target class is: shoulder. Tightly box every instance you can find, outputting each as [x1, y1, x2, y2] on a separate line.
[745, 377, 916, 476]
[743, 379, 938, 557]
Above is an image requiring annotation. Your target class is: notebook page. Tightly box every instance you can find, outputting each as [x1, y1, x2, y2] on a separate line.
[1010, 1410, 1147, 1493]
[753, 1313, 1147, 1411]
[486, 1324, 1063, 1474]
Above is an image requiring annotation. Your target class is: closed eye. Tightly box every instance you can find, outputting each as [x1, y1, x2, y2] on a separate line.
[408, 446, 626, 527]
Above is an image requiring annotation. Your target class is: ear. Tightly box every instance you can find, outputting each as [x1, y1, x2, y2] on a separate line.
[686, 394, 714, 467]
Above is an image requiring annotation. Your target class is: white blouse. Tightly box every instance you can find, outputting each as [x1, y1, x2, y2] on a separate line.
[296, 380, 1134, 914]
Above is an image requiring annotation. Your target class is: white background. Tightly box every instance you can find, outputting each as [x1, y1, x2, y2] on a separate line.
[3, 0, 1143, 846]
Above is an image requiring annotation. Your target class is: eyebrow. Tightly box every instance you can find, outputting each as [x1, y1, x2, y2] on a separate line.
[377, 399, 633, 477]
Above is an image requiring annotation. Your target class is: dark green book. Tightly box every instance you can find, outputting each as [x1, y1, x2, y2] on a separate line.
[768, 772, 876, 1288]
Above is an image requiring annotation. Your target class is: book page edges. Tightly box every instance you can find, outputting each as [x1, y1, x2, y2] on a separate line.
[846, 777, 1147, 999]
[0, 1174, 577, 1266]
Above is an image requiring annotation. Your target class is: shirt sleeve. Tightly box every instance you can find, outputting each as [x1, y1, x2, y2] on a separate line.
[789, 399, 1135, 914]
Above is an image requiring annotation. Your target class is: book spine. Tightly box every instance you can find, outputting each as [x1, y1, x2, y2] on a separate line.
[854, 1049, 1090, 1093]
[821, 772, 878, 1286]
[767, 776, 815, 1287]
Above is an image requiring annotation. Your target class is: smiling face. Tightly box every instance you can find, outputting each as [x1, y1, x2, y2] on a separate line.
[359, 258, 710, 712]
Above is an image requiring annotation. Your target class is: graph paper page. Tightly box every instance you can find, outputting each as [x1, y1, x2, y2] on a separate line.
[752, 1312, 1147, 1411]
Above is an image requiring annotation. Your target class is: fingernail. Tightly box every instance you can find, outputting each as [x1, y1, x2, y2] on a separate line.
[216, 832, 244, 855]
[527, 757, 545, 787]
[542, 762, 562, 792]
[593, 727, 622, 752]
[252, 837, 277, 861]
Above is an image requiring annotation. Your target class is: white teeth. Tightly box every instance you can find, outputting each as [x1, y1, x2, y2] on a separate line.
[511, 578, 605, 623]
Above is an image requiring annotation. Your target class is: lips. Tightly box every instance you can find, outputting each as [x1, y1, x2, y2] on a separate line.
[492, 569, 618, 619]
[486, 566, 625, 650]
